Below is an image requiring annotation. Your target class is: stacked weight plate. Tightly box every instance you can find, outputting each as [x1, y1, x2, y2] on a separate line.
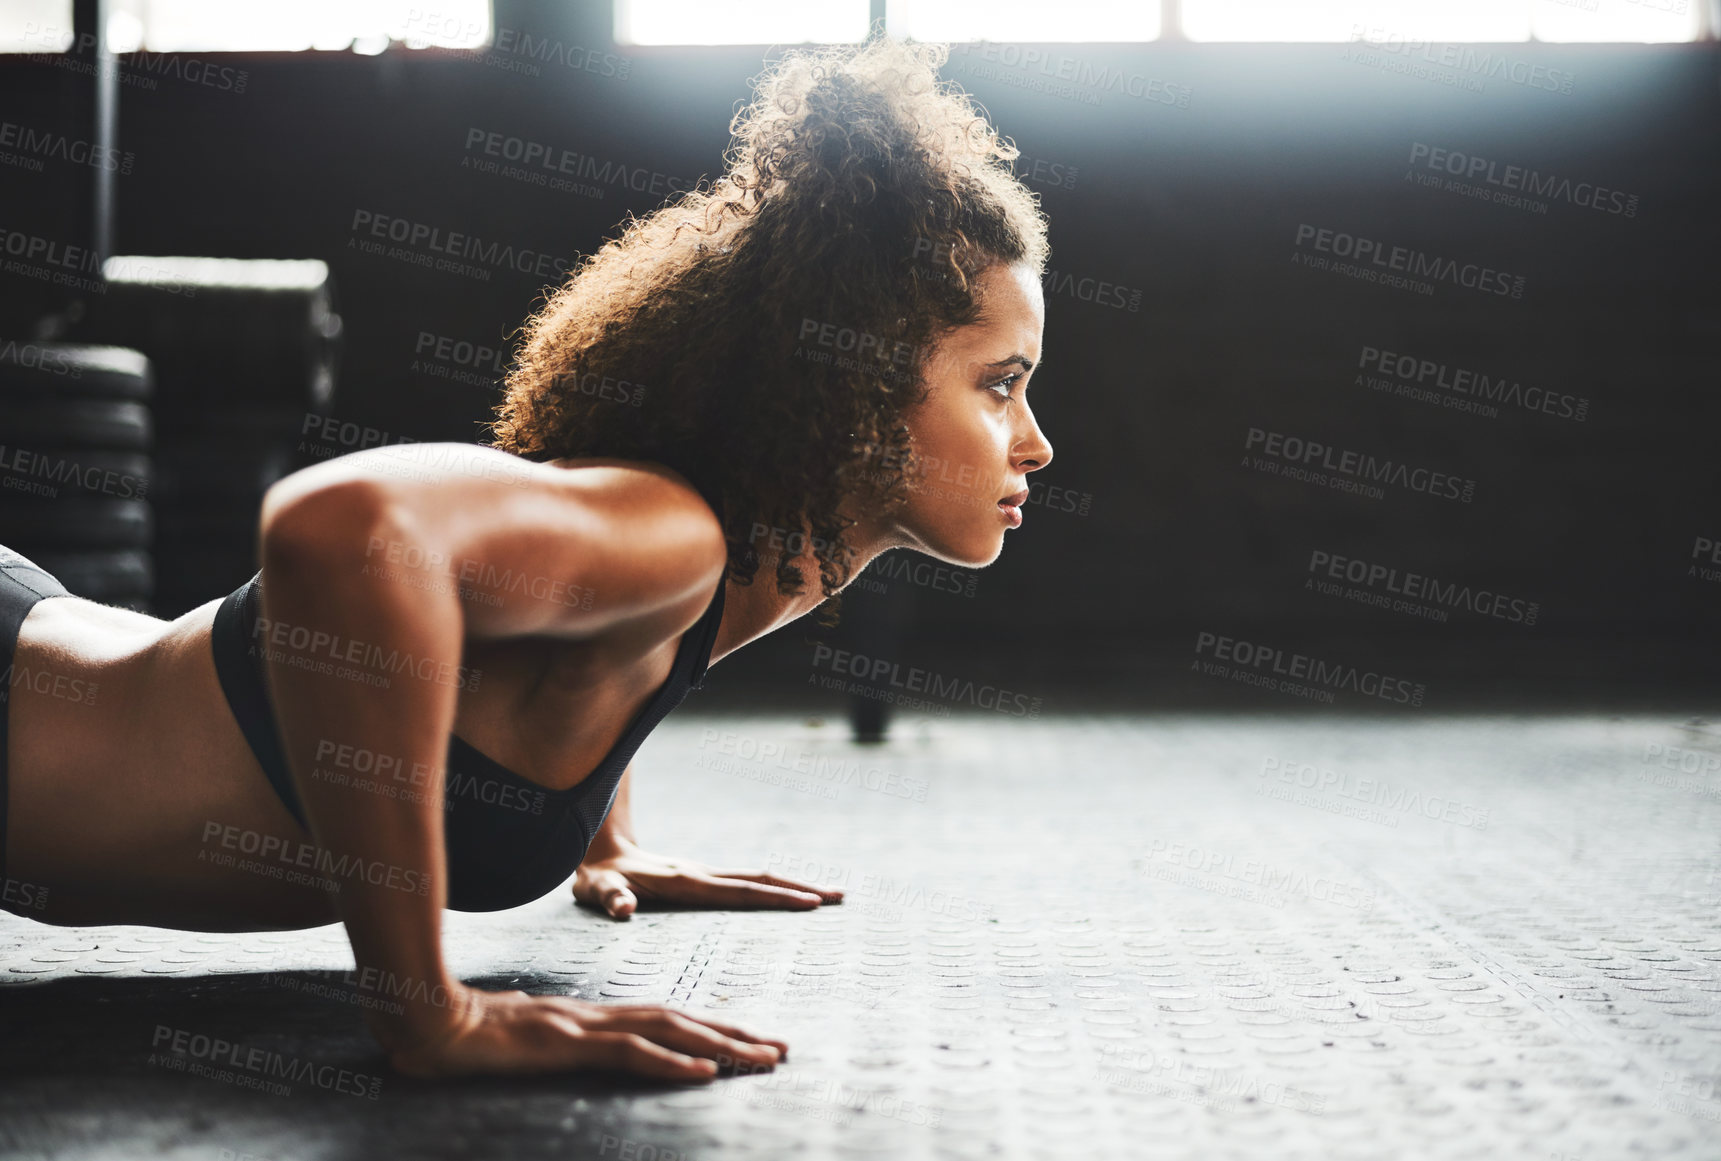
[63, 257, 341, 617]
[0, 341, 155, 610]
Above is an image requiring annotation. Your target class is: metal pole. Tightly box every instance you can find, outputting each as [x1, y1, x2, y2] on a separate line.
[72, 0, 115, 268]
[93, 0, 114, 265]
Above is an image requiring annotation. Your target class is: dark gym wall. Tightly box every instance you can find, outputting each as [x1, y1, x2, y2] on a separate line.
[2, 0, 1716, 709]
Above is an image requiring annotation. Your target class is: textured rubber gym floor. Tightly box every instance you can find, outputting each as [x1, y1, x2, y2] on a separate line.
[2, 713, 1718, 1160]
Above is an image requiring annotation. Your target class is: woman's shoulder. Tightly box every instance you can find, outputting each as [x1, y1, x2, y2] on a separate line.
[262, 446, 727, 638]
[543, 456, 720, 523]
[540, 456, 728, 591]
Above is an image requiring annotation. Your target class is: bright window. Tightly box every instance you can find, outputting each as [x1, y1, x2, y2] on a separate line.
[2, 0, 74, 52]
[1531, 0, 1700, 43]
[887, 0, 1161, 42]
[1, 0, 1701, 54]
[1182, 0, 1698, 42]
[623, 0, 1701, 44]
[1185, 0, 1529, 41]
[123, 0, 490, 52]
[0, 0, 491, 54]
[614, 0, 871, 46]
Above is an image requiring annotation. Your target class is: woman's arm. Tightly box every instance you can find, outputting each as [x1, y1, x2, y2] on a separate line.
[256, 443, 787, 1078]
[259, 479, 464, 1055]
[576, 763, 846, 918]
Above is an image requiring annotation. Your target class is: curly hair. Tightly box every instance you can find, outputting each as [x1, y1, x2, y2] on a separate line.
[485, 32, 1049, 616]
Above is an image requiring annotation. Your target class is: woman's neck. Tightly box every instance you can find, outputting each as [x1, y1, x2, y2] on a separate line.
[707, 507, 904, 666]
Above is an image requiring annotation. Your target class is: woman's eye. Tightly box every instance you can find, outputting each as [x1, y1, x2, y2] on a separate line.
[988, 374, 1021, 398]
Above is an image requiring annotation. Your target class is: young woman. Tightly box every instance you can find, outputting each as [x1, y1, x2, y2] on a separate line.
[0, 35, 1052, 1080]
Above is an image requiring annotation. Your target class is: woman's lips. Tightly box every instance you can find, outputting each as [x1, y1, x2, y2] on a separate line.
[998, 488, 1028, 528]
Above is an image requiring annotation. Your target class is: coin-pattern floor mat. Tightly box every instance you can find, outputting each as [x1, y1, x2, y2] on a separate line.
[2, 713, 1717, 1160]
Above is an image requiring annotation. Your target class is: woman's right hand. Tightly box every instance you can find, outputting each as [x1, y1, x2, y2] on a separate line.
[382, 984, 789, 1080]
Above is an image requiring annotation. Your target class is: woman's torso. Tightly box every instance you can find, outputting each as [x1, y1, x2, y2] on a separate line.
[5, 541, 721, 932]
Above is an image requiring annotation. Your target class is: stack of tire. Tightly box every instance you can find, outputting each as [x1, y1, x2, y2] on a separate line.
[61, 257, 341, 617]
[0, 341, 155, 611]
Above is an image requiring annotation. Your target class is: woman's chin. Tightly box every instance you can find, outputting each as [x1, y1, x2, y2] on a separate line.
[898, 507, 1011, 568]
[929, 530, 1006, 570]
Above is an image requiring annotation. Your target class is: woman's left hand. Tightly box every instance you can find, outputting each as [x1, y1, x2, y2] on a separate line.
[573, 838, 844, 919]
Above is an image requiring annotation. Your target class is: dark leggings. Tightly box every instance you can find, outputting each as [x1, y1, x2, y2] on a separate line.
[0, 545, 72, 904]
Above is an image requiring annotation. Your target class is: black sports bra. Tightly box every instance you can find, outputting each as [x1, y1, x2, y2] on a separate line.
[208, 488, 727, 913]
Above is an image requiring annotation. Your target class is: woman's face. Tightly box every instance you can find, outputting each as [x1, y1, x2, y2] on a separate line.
[887, 260, 1053, 568]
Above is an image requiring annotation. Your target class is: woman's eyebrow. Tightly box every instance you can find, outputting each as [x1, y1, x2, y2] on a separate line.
[986, 354, 1040, 373]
